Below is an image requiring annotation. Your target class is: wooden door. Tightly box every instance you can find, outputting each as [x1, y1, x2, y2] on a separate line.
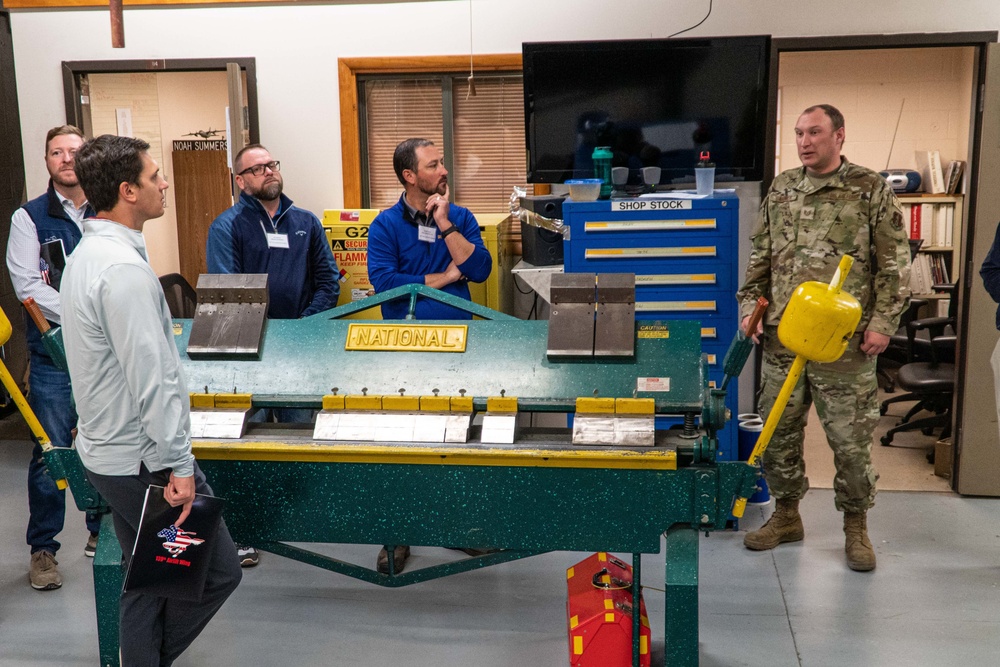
[172, 149, 232, 288]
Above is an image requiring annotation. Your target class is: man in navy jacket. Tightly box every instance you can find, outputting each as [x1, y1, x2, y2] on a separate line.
[206, 144, 339, 319]
[206, 143, 339, 567]
[367, 138, 492, 320]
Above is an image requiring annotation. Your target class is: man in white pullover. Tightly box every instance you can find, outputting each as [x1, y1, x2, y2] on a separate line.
[61, 134, 241, 666]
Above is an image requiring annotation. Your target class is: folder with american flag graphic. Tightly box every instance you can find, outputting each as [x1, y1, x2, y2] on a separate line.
[124, 485, 226, 602]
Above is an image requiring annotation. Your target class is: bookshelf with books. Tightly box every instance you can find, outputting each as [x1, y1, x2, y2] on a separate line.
[899, 193, 963, 309]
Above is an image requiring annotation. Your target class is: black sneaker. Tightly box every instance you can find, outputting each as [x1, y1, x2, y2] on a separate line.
[236, 544, 260, 567]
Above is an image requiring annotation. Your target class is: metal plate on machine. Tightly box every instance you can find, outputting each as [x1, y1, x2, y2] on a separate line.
[594, 273, 635, 357]
[187, 274, 268, 359]
[190, 409, 249, 439]
[572, 415, 655, 446]
[314, 412, 471, 443]
[547, 273, 595, 357]
[345, 323, 468, 353]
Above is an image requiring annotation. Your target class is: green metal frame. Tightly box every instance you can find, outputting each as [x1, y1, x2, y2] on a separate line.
[40, 285, 764, 666]
[326, 283, 519, 321]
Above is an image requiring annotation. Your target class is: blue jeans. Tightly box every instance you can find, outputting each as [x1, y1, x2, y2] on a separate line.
[27, 351, 101, 554]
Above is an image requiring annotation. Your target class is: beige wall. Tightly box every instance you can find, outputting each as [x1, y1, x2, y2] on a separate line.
[777, 47, 975, 176]
[87, 71, 231, 275]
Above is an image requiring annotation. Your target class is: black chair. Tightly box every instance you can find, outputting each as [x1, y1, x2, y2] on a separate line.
[876, 239, 931, 392]
[876, 296, 928, 391]
[159, 273, 197, 319]
[879, 284, 957, 447]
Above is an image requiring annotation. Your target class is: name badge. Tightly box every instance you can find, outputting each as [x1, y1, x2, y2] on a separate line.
[267, 233, 289, 249]
[418, 224, 437, 243]
[800, 206, 815, 221]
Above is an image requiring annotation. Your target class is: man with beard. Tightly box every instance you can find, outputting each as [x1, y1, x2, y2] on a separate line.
[367, 138, 492, 320]
[206, 143, 339, 567]
[206, 143, 339, 320]
[366, 139, 492, 574]
[6, 125, 102, 590]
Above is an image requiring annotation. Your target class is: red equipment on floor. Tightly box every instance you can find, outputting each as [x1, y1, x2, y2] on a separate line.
[566, 552, 650, 667]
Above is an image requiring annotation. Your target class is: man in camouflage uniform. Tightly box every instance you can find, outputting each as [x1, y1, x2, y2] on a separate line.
[736, 104, 910, 572]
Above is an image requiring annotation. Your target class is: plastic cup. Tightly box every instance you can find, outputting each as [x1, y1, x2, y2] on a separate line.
[642, 166, 661, 186]
[695, 167, 715, 196]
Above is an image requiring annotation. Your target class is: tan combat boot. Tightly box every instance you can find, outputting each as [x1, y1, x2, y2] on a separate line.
[844, 511, 876, 571]
[743, 498, 804, 550]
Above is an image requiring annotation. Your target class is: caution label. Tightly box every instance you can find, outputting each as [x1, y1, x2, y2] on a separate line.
[637, 377, 671, 392]
[637, 323, 670, 339]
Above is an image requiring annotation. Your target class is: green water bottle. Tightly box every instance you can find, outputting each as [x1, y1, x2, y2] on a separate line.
[591, 146, 613, 198]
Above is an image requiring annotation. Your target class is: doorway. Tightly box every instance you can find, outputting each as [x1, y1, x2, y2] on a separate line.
[62, 58, 259, 283]
[768, 32, 997, 494]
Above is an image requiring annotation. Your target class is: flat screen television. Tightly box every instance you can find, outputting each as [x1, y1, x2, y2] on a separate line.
[523, 35, 771, 186]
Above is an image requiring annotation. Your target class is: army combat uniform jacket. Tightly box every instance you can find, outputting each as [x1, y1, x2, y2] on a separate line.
[737, 158, 910, 337]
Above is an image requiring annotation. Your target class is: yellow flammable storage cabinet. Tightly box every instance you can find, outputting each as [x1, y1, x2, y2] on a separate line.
[322, 209, 381, 319]
[323, 209, 517, 318]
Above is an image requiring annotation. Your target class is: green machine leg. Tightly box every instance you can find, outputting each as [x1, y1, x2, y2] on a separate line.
[94, 512, 122, 667]
[664, 525, 699, 666]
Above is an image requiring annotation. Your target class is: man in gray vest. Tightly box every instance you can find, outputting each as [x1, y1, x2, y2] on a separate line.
[6, 125, 101, 590]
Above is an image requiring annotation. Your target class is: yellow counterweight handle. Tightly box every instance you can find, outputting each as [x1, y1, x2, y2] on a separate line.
[732, 355, 806, 518]
[0, 301, 67, 490]
[0, 358, 66, 489]
[733, 255, 855, 518]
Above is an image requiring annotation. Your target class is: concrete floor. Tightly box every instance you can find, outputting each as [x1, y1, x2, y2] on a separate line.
[2, 420, 998, 666]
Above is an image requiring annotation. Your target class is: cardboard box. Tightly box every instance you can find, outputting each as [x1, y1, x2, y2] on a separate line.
[934, 437, 953, 479]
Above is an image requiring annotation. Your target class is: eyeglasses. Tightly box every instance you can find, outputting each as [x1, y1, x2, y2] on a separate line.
[237, 161, 280, 177]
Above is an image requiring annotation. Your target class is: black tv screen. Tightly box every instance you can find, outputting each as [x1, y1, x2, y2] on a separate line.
[523, 35, 771, 185]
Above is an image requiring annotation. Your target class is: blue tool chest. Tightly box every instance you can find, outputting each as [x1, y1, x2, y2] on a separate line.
[562, 195, 741, 460]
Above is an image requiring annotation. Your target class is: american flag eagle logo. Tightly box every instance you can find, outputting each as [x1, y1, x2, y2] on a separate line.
[156, 525, 205, 556]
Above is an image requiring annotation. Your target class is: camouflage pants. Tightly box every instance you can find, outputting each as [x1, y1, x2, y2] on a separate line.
[758, 326, 879, 512]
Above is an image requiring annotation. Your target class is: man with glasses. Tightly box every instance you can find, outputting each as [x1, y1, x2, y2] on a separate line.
[207, 143, 339, 319]
[206, 143, 339, 567]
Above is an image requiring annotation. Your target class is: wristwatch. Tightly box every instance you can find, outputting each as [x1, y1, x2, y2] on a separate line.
[440, 225, 459, 238]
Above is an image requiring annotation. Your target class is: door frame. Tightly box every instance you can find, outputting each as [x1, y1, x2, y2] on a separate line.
[767, 31, 998, 491]
[61, 57, 259, 144]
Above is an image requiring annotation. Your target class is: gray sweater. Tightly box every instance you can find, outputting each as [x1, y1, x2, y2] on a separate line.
[61, 219, 194, 477]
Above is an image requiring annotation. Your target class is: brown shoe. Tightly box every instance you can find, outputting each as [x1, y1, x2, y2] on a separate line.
[376, 545, 411, 574]
[743, 498, 805, 551]
[844, 511, 876, 571]
[30, 550, 62, 591]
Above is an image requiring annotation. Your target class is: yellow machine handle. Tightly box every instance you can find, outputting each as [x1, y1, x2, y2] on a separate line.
[0, 304, 65, 489]
[732, 356, 806, 518]
[733, 255, 857, 518]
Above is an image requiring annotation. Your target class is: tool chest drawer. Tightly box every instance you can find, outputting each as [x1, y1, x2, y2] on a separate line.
[563, 195, 741, 461]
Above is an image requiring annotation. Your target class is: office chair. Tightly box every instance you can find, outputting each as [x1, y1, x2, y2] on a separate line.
[880, 284, 957, 447]
[877, 296, 929, 392]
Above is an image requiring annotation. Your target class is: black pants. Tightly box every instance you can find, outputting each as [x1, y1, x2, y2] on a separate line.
[86, 462, 242, 667]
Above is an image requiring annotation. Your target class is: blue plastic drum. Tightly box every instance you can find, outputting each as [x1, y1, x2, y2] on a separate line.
[737, 413, 770, 505]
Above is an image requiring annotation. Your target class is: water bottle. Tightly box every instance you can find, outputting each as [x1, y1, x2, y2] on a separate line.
[591, 146, 613, 198]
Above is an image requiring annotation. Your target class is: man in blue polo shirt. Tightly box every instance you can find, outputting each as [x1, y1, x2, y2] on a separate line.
[367, 138, 492, 321]
[365, 138, 492, 573]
